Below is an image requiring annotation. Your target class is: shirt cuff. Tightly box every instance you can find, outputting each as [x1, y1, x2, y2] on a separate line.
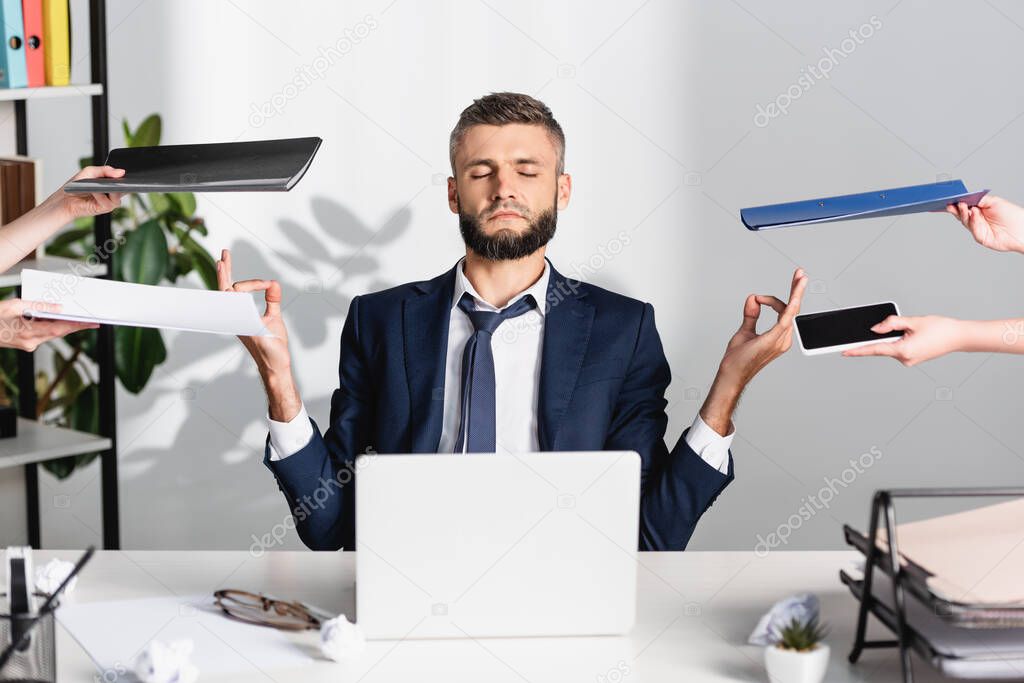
[684, 413, 734, 475]
[267, 403, 313, 461]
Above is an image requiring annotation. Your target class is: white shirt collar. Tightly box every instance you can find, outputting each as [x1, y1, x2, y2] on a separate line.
[452, 257, 549, 316]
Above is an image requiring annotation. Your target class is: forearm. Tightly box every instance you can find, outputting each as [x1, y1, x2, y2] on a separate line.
[698, 372, 742, 437]
[957, 318, 1024, 354]
[260, 367, 303, 422]
[0, 199, 70, 272]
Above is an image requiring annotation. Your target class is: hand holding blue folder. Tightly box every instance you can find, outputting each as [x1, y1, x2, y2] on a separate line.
[945, 194, 1024, 254]
[741, 180, 988, 230]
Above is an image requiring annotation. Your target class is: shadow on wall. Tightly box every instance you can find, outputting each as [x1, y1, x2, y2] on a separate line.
[114, 195, 411, 549]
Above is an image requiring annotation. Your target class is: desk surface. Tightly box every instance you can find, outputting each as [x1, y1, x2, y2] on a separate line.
[37, 549, 958, 682]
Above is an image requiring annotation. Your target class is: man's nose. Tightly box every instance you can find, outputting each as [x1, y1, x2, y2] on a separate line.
[491, 168, 518, 201]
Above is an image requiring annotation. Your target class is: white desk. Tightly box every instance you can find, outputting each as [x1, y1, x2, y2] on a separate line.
[35, 549, 959, 682]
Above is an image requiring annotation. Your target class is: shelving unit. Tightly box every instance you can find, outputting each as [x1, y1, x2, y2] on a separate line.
[0, 83, 103, 102]
[9, 0, 119, 549]
[0, 419, 111, 470]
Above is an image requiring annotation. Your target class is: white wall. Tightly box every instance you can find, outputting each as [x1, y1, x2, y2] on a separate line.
[2, 0, 1023, 552]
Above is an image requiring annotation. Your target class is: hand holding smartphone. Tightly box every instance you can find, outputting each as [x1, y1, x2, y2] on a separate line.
[794, 302, 903, 355]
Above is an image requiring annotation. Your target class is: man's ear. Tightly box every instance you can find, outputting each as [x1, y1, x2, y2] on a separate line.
[448, 177, 460, 214]
[557, 173, 572, 210]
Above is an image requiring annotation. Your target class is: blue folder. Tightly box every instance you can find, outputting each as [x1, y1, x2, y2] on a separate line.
[0, 0, 27, 89]
[740, 180, 989, 231]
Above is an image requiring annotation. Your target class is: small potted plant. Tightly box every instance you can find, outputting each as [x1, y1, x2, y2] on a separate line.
[764, 615, 830, 683]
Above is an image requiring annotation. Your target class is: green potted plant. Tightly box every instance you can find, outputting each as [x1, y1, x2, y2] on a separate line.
[764, 615, 830, 683]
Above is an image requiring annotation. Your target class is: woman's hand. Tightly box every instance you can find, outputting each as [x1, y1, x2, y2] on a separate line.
[947, 195, 1024, 254]
[842, 315, 967, 366]
[0, 166, 127, 273]
[0, 299, 98, 351]
[45, 166, 126, 221]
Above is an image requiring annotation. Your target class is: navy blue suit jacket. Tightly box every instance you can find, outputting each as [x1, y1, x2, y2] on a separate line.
[264, 261, 734, 551]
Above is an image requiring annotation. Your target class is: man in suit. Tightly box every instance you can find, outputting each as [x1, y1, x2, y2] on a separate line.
[218, 92, 807, 551]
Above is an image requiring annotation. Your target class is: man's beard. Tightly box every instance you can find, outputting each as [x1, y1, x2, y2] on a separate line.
[458, 196, 557, 261]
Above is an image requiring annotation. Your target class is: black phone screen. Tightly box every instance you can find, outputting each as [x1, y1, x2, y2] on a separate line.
[795, 302, 902, 350]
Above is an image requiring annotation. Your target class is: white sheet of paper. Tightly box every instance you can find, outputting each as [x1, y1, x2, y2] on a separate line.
[20, 269, 272, 336]
[57, 594, 316, 676]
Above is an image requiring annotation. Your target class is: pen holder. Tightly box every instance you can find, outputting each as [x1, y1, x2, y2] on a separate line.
[0, 593, 56, 683]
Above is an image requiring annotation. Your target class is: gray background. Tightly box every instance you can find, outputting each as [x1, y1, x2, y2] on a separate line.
[0, 0, 1022, 552]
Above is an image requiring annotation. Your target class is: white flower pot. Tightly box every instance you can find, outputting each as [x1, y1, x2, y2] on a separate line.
[764, 643, 830, 683]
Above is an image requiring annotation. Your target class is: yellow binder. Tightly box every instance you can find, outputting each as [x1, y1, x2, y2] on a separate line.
[41, 0, 69, 86]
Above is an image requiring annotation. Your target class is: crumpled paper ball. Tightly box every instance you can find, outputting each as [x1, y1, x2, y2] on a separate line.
[34, 558, 78, 597]
[320, 614, 366, 662]
[748, 592, 820, 646]
[132, 638, 199, 683]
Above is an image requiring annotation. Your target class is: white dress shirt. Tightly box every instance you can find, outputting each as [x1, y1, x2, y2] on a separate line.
[268, 259, 735, 471]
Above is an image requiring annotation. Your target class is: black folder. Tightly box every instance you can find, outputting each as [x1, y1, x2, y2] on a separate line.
[64, 137, 322, 193]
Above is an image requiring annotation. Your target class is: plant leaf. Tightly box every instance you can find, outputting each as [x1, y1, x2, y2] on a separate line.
[115, 326, 167, 394]
[169, 249, 194, 282]
[169, 192, 196, 216]
[181, 238, 217, 290]
[0, 346, 18, 401]
[776, 616, 828, 651]
[68, 383, 99, 433]
[131, 114, 161, 148]
[148, 193, 173, 215]
[188, 217, 208, 237]
[43, 383, 104, 478]
[46, 350, 86, 412]
[115, 218, 168, 285]
[42, 456, 76, 479]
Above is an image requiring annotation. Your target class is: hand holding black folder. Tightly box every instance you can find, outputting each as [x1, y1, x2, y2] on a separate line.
[64, 137, 322, 194]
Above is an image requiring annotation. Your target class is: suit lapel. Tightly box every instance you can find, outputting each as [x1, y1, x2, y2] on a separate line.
[404, 264, 457, 452]
[538, 263, 594, 450]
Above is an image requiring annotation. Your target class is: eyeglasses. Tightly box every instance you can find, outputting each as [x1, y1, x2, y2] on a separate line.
[213, 589, 327, 631]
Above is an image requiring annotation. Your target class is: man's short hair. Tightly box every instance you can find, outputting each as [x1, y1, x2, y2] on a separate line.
[449, 92, 565, 175]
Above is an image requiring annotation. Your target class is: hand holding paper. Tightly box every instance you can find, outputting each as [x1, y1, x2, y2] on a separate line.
[21, 269, 272, 337]
[0, 298, 98, 350]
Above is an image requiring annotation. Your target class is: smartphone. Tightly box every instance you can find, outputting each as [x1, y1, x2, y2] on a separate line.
[794, 302, 902, 356]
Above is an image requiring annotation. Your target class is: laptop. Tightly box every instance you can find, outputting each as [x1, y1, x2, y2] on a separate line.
[354, 451, 640, 639]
